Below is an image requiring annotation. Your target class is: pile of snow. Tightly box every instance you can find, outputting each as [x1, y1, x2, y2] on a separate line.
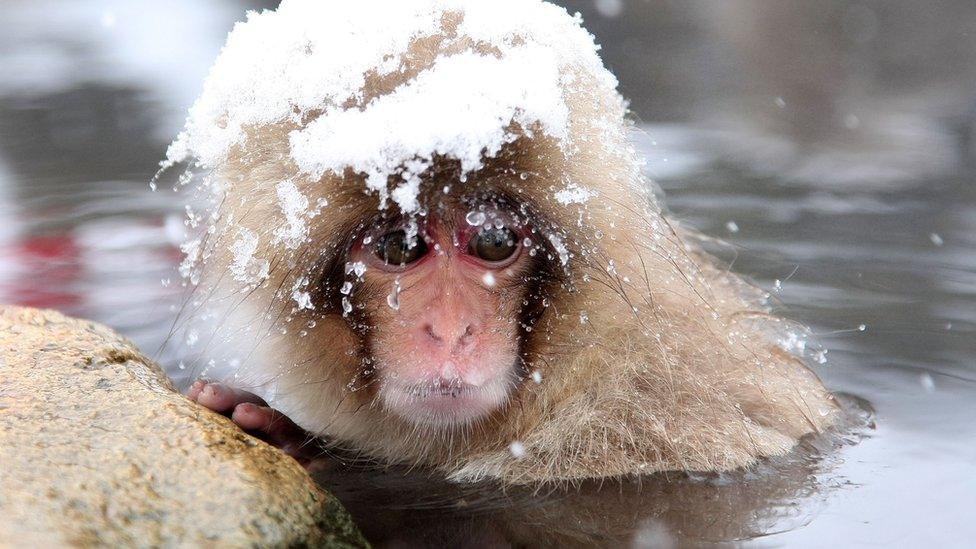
[164, 0, 616, 213]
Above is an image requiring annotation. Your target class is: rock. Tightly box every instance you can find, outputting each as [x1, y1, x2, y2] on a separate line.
[0, 306, 367, 548]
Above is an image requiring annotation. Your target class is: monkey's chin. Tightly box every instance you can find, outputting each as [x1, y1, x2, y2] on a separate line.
[378, 377, 512, 429]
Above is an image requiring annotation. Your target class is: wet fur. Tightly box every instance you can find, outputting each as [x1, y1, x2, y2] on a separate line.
[192, 11, 838, 484]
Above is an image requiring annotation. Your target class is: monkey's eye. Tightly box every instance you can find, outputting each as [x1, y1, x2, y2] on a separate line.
[468, 227, 520, 263]
[374, 230, 428, 266]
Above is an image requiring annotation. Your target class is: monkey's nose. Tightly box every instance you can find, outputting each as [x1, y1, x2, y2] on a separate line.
[423, 322, 478, 349]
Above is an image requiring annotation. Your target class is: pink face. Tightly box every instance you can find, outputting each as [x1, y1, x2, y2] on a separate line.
[349, 207, 532, 429]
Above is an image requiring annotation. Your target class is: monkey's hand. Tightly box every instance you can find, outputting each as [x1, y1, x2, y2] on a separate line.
[187, 380, 326, 469]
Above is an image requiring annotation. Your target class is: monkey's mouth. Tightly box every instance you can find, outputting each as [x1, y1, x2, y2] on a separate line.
[378, 377, 512, 428]
[406, 383, 465, 398]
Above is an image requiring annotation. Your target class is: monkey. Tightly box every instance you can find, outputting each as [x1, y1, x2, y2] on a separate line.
[166, 0, 839, 485]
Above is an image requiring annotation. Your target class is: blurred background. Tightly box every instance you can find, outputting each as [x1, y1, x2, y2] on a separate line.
[1, 1, 974, 545]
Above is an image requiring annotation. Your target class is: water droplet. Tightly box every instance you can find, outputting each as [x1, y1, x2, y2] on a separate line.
[482, 272, 496, 287]
[857, 324, 867, 332]
[466, 211, 486, 226]
[531, 370, 542, 384]
[930, 233, 944, 247]
[387, 279, 401, 310]
[345, 261, 367, 278]
[340, 281, 353, 295]
[726, 221, 739, 233]
[342, 297, 353, 316]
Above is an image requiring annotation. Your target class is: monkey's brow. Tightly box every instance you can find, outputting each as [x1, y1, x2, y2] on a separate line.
[457, 186, 524, 210]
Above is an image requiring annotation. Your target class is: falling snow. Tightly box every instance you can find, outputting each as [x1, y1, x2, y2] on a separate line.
[509, 440, 527, 458]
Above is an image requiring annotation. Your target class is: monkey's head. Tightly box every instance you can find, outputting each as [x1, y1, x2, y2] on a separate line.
[168, 0, 837, 480]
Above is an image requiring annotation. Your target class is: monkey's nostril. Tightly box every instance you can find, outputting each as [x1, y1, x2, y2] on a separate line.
[457, 324, 480, 348]
[424, 323, 477, 346]
[424, 324, 442, 343]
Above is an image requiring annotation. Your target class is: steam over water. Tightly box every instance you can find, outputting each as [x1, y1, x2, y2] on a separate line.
[1, 0, 974, 546]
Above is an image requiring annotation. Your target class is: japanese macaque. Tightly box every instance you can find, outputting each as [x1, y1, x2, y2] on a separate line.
[170, 0, 838, 484]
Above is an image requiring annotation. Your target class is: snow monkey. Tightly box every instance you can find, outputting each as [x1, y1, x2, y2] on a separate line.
[167, 0, 838, 484]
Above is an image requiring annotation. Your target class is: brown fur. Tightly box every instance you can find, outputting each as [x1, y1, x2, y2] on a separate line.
[192, 12, 838, 484]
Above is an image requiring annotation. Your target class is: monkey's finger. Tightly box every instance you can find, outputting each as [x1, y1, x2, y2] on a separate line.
[231, 403, 305, 439]
[191, 381, 269, 413]
[186, 379, 208, 401]
[231, 403, 319, 463]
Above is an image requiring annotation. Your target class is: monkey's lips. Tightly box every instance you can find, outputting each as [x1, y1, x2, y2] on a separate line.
[378, 376, 511, 428]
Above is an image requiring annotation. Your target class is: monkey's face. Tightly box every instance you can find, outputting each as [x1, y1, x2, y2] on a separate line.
[347, 204, 535, 429]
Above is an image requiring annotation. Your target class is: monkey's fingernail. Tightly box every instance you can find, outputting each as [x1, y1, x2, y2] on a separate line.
[234, 403, 266, 423]
[186, 380, 205, 399]
[236, 402, 256, 413]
